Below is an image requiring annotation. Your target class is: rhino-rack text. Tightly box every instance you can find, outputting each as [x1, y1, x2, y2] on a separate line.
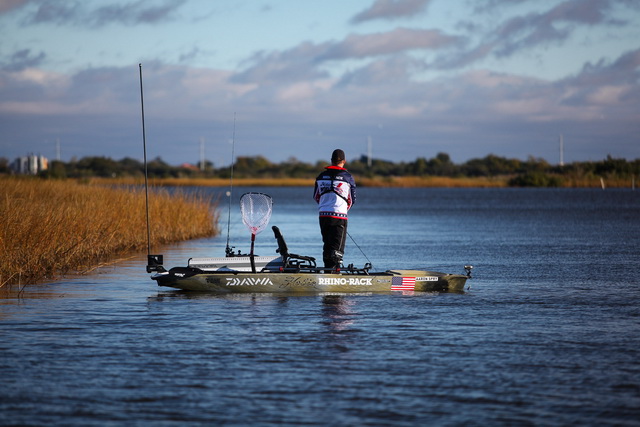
[318, 277, 373, 286]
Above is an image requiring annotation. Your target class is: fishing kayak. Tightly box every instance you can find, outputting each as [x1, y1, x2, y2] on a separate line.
[148, 226, 472, 294]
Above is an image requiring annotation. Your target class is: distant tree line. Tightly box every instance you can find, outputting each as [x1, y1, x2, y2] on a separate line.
[1, 153, 638, 187]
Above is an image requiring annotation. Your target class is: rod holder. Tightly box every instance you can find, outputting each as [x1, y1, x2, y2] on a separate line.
[147, 254, 165, 273]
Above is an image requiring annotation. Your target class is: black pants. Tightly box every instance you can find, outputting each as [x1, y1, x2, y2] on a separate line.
[319, 217, 347, 268]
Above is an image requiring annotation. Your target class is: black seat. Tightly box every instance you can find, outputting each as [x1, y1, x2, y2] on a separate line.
[272, 225, 289, 258]
[272, 226, 316, 267]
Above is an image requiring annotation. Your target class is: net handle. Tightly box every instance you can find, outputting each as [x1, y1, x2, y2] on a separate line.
[240, 192, 273, 273]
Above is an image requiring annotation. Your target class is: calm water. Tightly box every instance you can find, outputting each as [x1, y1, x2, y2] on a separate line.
[1, 188, 639, 426]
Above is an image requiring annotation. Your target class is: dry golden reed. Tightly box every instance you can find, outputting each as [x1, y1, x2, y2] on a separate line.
[1, 178, 218, 287]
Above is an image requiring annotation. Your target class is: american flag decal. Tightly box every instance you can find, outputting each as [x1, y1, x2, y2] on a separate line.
[391, 276, 416, 291]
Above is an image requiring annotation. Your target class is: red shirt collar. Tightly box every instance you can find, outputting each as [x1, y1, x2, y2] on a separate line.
[325, 165, 346, 171]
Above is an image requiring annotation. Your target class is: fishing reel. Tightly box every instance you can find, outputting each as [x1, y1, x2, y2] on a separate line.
[225, 245, 249, 257]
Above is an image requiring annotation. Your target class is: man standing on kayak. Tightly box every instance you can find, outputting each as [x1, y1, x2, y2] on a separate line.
[313, 149, 357, 269]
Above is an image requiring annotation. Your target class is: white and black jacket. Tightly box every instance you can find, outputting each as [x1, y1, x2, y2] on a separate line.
[313, 166, 356, 220]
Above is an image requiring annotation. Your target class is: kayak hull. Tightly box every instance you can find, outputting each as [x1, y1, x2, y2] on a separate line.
[152, 268, 468, 294]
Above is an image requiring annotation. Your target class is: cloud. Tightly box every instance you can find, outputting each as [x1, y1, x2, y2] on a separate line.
[319, 28, 461, 60]
[337, 54, 423, 86]
[232, 43, 331, 85]
[92, 0, 186, 25]
[0, 0, 29, 14]
[178, 47, 213, 64]
[25, 1, 80, 24]
[471, 0, 531, 12]
[445, 0, 635, 68]
[19, 0, 186, 26]
[233, 28, 460, 85]
[493, 0, 617, 57]
[1, 49, 46, 71]
[351, 0, 432, 23]
[558, 48, 640, 108]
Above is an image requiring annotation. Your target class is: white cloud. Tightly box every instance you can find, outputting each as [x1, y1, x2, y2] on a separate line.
[351, 0, 433, 23]
[13, 0, 187, 26]
[321, 28, 460, 60]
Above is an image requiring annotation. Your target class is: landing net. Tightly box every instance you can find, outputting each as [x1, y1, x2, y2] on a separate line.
[240, 192, 273, 236]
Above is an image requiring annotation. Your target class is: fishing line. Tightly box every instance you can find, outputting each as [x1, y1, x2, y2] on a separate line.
[347, 231, 372, 268]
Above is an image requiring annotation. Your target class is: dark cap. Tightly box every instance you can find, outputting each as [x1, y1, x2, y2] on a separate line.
[331, 149, 345, 164]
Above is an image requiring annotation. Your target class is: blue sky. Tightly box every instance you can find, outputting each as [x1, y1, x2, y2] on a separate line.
[1, 0, 639, 166]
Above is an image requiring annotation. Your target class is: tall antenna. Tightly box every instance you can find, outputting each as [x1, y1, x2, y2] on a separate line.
[56, 138, 60, 161]
[559, 134, 564, 166]
[367, 136, 372, 168]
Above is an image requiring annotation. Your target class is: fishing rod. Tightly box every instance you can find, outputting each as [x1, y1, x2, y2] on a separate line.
[139, 63, 163, 272]
[225, 113, 237, 257]
[139, 63, 151, 257]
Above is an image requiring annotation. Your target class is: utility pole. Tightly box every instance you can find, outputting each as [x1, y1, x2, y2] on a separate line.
[199, 137, 205, 171]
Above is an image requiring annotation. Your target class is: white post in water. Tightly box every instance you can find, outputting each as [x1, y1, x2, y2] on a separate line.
[600, 177, 605, 190]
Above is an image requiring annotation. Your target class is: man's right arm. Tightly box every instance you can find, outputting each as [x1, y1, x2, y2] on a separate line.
[313, 179, 320, 203]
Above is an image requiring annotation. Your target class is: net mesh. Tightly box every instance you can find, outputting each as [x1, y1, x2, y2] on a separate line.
[240, 192, 273, 235]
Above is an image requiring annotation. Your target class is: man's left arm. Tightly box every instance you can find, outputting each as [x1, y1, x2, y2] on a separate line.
[348, 174, 356, 207]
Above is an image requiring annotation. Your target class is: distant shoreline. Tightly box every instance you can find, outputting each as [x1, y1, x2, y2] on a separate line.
[90, 175, 636, 189]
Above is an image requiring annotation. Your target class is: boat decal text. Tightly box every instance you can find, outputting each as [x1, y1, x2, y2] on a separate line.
[416, 276, 439, 282]
[318, 277, 373, 286]
[280, 277, 317, 289]
[226, 277, 274, 286]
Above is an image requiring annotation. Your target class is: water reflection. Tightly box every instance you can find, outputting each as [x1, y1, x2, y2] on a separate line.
[319, 295, 360, 356]
[148, 291, 361, 351]
[321, 295, 356, 332]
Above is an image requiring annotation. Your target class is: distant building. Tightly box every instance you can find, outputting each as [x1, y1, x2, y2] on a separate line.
[10, 154, 49, 175]
[180, 163, 199, 171]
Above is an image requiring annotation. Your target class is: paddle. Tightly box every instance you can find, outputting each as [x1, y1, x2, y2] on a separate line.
[240, 192, 273, 273]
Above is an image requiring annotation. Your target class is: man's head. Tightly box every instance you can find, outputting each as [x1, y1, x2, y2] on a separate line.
[331, 149, 345, 166]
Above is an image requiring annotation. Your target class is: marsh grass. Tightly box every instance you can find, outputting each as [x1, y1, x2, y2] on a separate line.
[560, 175, 633, 188]
[1, 178, 218, 287]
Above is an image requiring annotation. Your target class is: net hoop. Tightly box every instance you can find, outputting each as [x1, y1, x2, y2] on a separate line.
[240, 192, 273, 236]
